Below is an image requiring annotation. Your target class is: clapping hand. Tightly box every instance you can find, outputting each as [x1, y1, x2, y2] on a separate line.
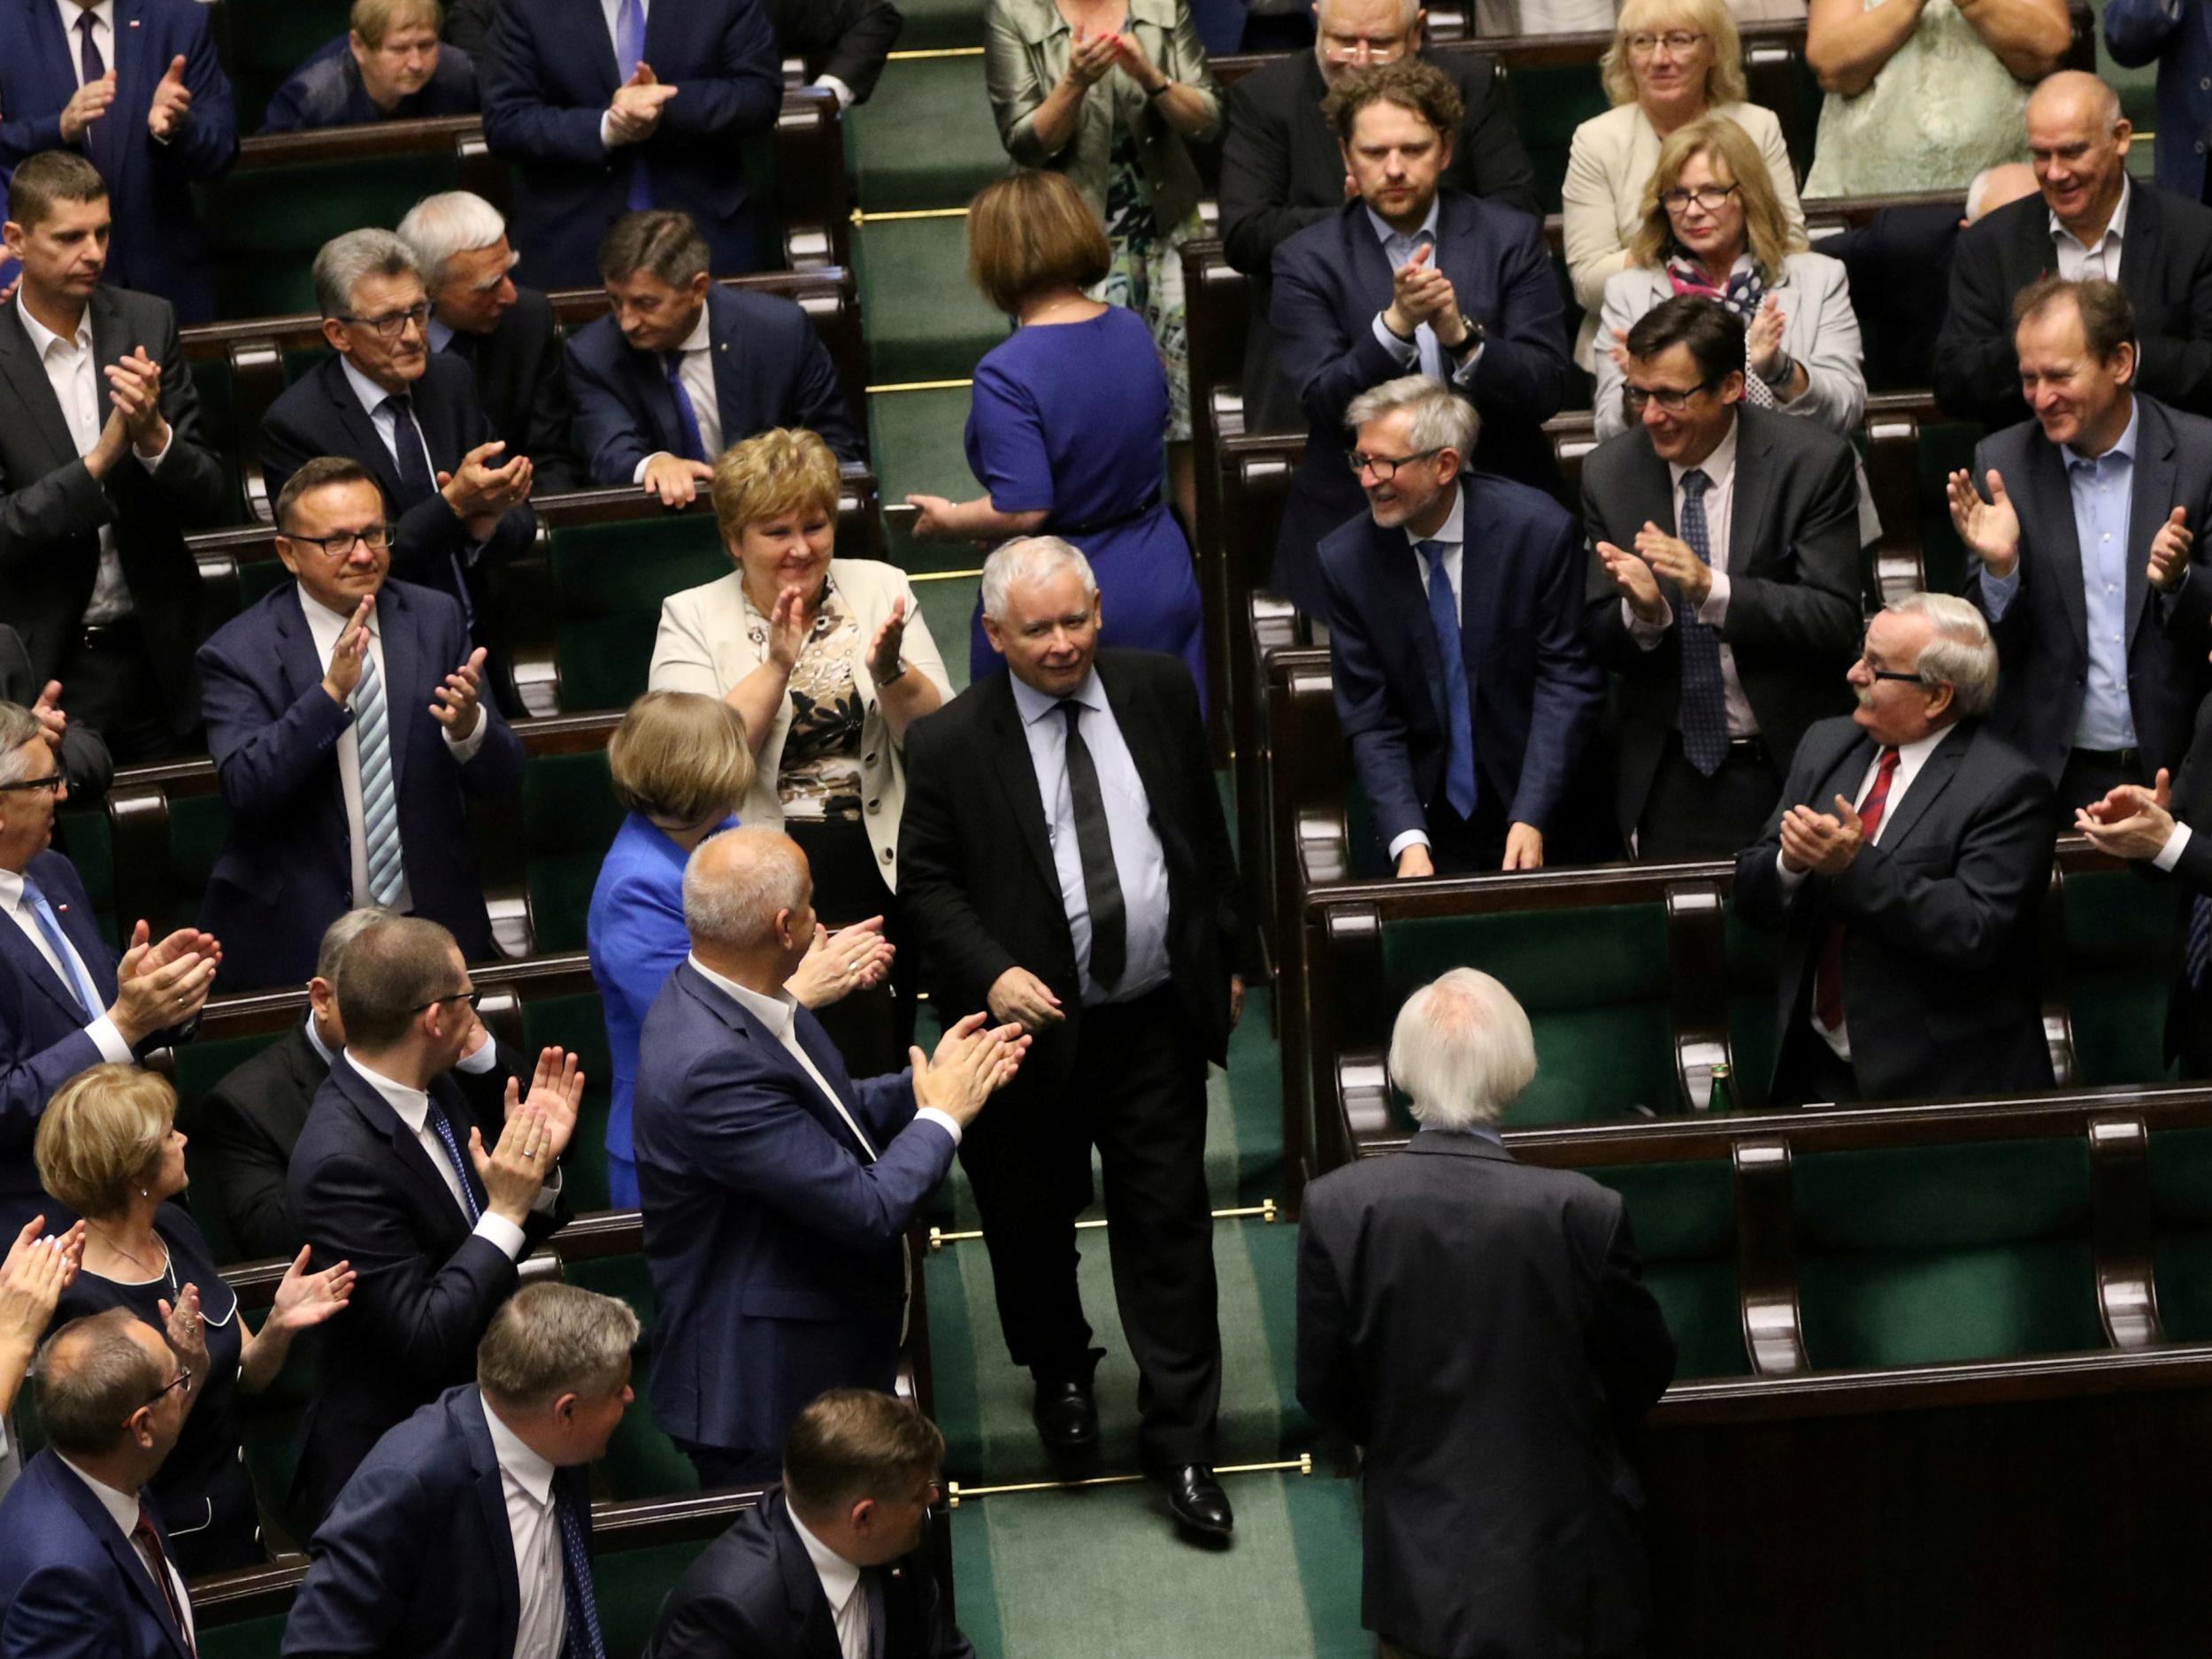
[1064, 22, 1120, 88]
[0, 1217, 84, 1350]
[1946, 467, 2021, 579]
[867, 599, 910, 686]
[267, 1247, 355, 1335]
[1594, 538, 1668, 626]
[787, 917, 895, 1009]
[1747, 296, 1789, 382]
[111, 921, 219, 1046]
[59, 70, 114, 142]
[156, 1280, 208, 1386]
[429, 647, 488, 740]
[910, 1010, 1031, 1126]
[2148, 507, 2193, 594]
[2076, 767, 2177, 860]
[607, 63, 678, 144]
[1105, 28, 1165, 90]
[147, 56, 192, 140]
[1383, 243, 1456, 340]
[766, 582, 817, 672]
[1778, 796, 1867, 876]
[28, 681, 68, 756]
[510, 1047, 586, 1161]
[320, 596, 374, 705]
[104, 348, 169, 454]
[1632, 521, 1714, 607]
[438, 440, 532, 532]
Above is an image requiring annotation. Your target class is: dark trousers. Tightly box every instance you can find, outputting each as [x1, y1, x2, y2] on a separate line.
[2057, 746, 2147, 826]
[785, 812, 917, 1068]
[1636, 735, 1782, 861]
[62, 622, 195, 763]
[680, 1439, 778, 1491]
[1772, 1014, 1863, 1107]
[958, 984, 1223, 1467]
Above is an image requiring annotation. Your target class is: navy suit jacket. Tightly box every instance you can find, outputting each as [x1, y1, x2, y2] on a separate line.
[0, 1450, 196, 1659]
[0, 0, 238, 322]
[565, 285, 864, 485]
[282, 1386, 594, 1659]
[257, 353, 538, 625]
[1270, 190, 1569, 615]
[482, 0, 782, 288]
[259, 35, 480, 132]
[195, 579, 523, 993]
[1318, 473, 1602, 852]
[632, 962, 954, 1456]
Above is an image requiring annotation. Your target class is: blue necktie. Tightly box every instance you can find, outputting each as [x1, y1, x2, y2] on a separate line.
[1675, 469, 1731, 777]
[19, 876, 100, 1020]
[663, 352, 709, 464]
[614, 0, 654, 211]
[1417, 540, 1479, 820]
[352, 644, 407, 910]
[556, 1486, 607, 1659]
[2188, 895, 2212, 992]
[423, 1099, 483, 1225]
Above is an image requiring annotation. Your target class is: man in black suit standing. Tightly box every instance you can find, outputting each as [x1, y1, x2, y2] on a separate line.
[646, 1389, 972, 1659]
[1298, 968, 1675, 1659]
[764, 0, 905, 107]
[1936, 73, 2212, 426]
[1735, 595, 2055, 1108]
[0, 150, 231, 763]
[397, 191, 586, 494]
[1220, 0, 1538, 432]
[900, 537, 1245, 1540]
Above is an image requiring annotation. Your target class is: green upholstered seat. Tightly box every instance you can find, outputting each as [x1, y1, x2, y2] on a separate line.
[520, 750, 626, 956]
[212, 0, 352, 128]
[195, 1614, 288, 1659]
[1498, 65, 1611, 218]
[185, 355, 249, 521]
[1724, 902, 1783, 1113]
[1587, 1158, 1747, 1378]
[525, 989, 617, 1213]
[1792, 1138, 2104, 1370]
[170, 794, 234, 933]
[565, 1252, 701, 1503]
[50, 808, 118, 949]
[2149, 1124, 2212, 1342]
[547, 514, 730, 715]
[595, 1534, 721, 1658]
[2062, 868, 2180, 1089]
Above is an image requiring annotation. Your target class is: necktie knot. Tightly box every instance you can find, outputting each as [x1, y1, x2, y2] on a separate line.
[1681, 467, 1711, 500]
[1415, 537, 1449, 572]
[382, 392, 413, 420]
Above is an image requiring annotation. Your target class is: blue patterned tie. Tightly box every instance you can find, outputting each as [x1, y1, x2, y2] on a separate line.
[1675, 469, 1731, 777]
[423, 1098, 482, 1225]
[1417, 540, 1479, 819]
[615, 0, 654, 211]
[663, 352, 709, 464]
[2188, 895, 2212, 992]
[556, 1486, 607, 1659]
[19, 876, 99, 1019]
[352, 644, 407, 910]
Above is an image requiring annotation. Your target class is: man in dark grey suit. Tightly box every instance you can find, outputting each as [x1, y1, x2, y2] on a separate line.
[1735, 595, 2055, 1107]
[1298, 968, 1676, 1659]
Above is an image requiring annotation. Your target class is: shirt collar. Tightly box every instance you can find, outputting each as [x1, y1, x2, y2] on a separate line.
[687, 952, 799, 1036]
[343, 1048, 432, 1133]
[427, 318, 456, 354]
[0, 869, 27, 913]
[787, 1504, 863, 1615]
[14, 291, 89, 358]
[480, 1394, 558, 1506]
[1889, 724, 1955, 770]
[2051, 175, 2131, 252]
[2062, 396, 2139, 472]
[58, 0, 113, 40]
[677, 303, 711, 355]
[1401, 480, 1467, 553]
[1010, 667, 1107, 729]
[57, 1454, 144, 1539]
[303, 1008, 338, 1069]
[340, 355, 414, 423]
[297, 584, 376, 651]
[1363, 196, 1441, 250]
[1668, 412, 1740, 495]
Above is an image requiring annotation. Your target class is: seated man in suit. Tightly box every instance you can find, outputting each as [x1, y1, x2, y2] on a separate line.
[0, 1310, 197, 1657]
[765, 0, 904, 107]
[196, 457, 525, 994]
[2, 150, 232, 763]
[1584, 295, 1865, 860]
[1948, 277, 2212, 818]
[481, 0, 782, 290]
[1299, 968, 1676, 1659]
[286, 911, 580, 1525]
[282, 1283, 635, 1659]
[397, 190, 587, 493]
[259, 229, 538, 638]
[0, 628, 110, 797]
[568, 211, 864, 503]
[634, 826, 1024, 1487]
[1937, 73, 2212, 426]
[648, 1388, 973, 1659]
[261, 0, 481, 133]
[1735, 595, 2055, 1107]
[1271, 59, 1567, 617]
[0, 700, 215, 1238]
[0, 0, 237, 322]
[1220, 0, 1538, 432]
[1321, 375, 1602, 875]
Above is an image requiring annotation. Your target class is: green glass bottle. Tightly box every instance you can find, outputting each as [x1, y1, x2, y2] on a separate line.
[1706, 1063, 1736, 1116]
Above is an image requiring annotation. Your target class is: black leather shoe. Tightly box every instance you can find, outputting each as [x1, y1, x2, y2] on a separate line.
[1156, 1463, 1233, 1538]
[1032, 1377, 1099, 1451]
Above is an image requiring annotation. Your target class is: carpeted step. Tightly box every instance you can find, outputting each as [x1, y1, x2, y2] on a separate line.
[848, 54, 1010, 211]
[854, 214, 1011, 385]
[869, 384, 987, 572]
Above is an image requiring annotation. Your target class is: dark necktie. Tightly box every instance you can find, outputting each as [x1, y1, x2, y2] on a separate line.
[76, 13, 119, 183]
[1813, 747, 1900, 1033]
[555, 1486, 607, 1659]
[1417, 538, 1479, 819]
[2188, 894, 2212, 991]
[132, 1502, 196, 1656]
[663, 351, 709, 464]
[1676, 468, 1731, 777]
[383, 392, 478, 632]
[423, 1098, 484, 1225]
[614, 0, 654, 211]
[1058, 700, 1125, 991]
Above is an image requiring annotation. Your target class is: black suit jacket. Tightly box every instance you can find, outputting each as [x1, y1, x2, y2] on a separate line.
[1579, 407, 1867, 841]
[764, 0, 903, 102]
[1813, 202, 1964, 395]
[1297, 1129, 1676, 1659]
[899, 650, 1244, 1098]
[447, 285, 585, 493]
[2156, 694, 2212, 1069]
[1935, 183, 2212, 425]
[0, 284, 231, 740]
[1962, 395, 2212, 786]
[1220, 49, 1540, 432]
[286, 1055, 567, 1526]
[1733, 717, 2057, 1102]
[0, 623, 112, 795]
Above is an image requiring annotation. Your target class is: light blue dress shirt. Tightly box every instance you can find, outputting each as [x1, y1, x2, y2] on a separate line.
[1009, 670, 1172, 1006]
[1364, 198, 1482, 386]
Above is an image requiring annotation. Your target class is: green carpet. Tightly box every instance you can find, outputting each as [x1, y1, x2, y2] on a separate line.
[855, 215, 1012, 385]
[847, 54, 1011, 211]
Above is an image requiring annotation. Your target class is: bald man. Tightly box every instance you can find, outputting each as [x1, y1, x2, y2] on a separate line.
[631, 827, 1028, 1487]
[1936, 71, 2212, 426]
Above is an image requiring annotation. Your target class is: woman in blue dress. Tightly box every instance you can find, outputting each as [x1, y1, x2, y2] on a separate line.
[907, 168, 1207, 707]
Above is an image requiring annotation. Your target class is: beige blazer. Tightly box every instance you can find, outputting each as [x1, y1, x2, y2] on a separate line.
[1561, 100, 1805, 367]
[647, 558, 953, 887]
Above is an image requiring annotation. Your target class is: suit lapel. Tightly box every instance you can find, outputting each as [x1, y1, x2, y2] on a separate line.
[1874, 725, 1970, 851]
[1099, 660, 1188, 870]
[45, 1460, 195, 1659]
[685, 970, 874, 1162]
[2119, 184, 2162, 318]
[271, 591, 356, 820]
[0, 905, 88, 1025]
[0, 303, 84, 474]
[984, 680, 1061, 895]
[706, 290, 745, 455]
[771, 1496, 846, 1659]
[1294, 57, 1338, 207]
[86, 288, 124, 434]
[458, 1391, 526, 1654]
[2024, 434, 2089, 652]
[323, 359, 408, 507]
[336, 1062, 472, 1235]
[1729, 414, 1778, 576]
[44, 859, 118, 1003]
[2124, 398, 2171, 646]
[1376, 532, 1446, 729]
[792, 1011, 876, 1163]
[626, 334, 683, 457]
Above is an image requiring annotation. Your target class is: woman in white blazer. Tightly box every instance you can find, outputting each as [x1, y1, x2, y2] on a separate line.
[1562, 0, 1806, 369]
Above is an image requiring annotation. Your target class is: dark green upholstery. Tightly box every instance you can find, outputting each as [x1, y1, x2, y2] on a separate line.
[1588, 1158, 1747, 1378]
[185, 355, 249, 520]
[171, 794, 234, 933]
[212, 0, 352, 128]
[565, 1252, 701, 1502]
[548, 515, 730, 714]
[1498, 63, 1611, 217]
[1723, 902, 1783, 1112]
[1913, 420, 1982, 596]
[2149, 1125, 2212, 1342]
[2062, 868, 2180, 1088]
[596, 1534, 721, 1659]
[1793, 1139, 2104, 1369]
[196, 1614, 288, 1659]
[526, 991, 616, 1212]
[50, 808, 117, 948]
[522, 751, 625, 956]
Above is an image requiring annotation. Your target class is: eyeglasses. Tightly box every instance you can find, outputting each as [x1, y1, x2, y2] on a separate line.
[1627, 29, 1705, 54]
[410, 987, 482, 1015]
[0, 771, 64, 795]
[1621, 379, 1719, 413]
[1855, 652, 1927, 686]
[142, 1365, 193, 1412]
[1320, 35, 1408, 62]
[340, 302, 432, 342]
[280, 524, 392, 560]
[1347, 446, 1443, 480]
[1661, 184, 1739, 213]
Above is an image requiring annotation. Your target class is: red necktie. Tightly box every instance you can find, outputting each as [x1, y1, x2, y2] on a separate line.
[132, 1502, 196, 1656]
[1813, 747, 1900, 1033]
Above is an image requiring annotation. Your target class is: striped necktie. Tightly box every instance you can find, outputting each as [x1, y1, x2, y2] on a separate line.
[556, 1486, 607, 1659]
[353, 643, 406, 908]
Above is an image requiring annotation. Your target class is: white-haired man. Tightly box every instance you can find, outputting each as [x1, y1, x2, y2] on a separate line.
[1296, 968, 1676, 1659]
[1735, 593, 2055, 1106]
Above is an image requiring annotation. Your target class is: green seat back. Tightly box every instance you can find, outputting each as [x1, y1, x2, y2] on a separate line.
[1915, 421, 1983, 596]
[549, 517, 731, 714]
[567, 1252, 702, 1502]
[197, 155, 472, 319]
[215, 0, 351, 128]
[523, 752, 626, 955]
[196, 1615, 288, 1659]
[171, 794, 234, 931]
[526, 990, 615, 1212]
[1588, 1158, 1747, 1377]
[175, 1025, 298, 1265]
[596, 1535, 719, 1657]
[2150, 1125, 2212, 1341]
[50, 808, 118, 949]
[1724, 902, 1784, 1112]
[1793, 1138, 2102, 1369]
[2063, 868, 2180, 1087]
[186, 354, 247, 520]
[1501, 63, 1612, 216]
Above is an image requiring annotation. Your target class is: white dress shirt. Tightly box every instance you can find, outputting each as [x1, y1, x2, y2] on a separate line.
[340, 1049, 552, 1259]
[54, 0, 113, 87]
[633, 304, 722, 483]
[2053, 177, 2130, 283]
[789, 1504, 872, 1659]
[1622, 415, 1758, 739]
[54, 1455, 198, 1651]
[1391, 488, 1467, 861]
[339, 357, 444, 486]
[297, 588, 486, 917]
[0, 868, 131, 1064]
[480, 1395, 570, 1659]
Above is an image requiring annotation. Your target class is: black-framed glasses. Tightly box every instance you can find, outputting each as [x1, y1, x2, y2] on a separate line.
[1627, 29, 1705, 54]
[1347, 446, 1444, 480]
[1621, 379, 1720, 414]
[1660, 184, 1739, 213]
[280, 524, 391, 560]
[142, 1364, 193, 1412]
[1857, 658, 1926, 685]
[340, 303, 432, 342]
[0, 771, 64, 795]
[411, 987, 482, 1015]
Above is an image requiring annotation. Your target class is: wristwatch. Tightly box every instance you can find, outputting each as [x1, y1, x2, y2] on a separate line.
[877, 658, 910, 687]
[1447, 316, 1486, 359]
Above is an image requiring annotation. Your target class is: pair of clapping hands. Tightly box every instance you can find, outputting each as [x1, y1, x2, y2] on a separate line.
[1948, 470, 2194, 592]
[318, 596, 494, 740]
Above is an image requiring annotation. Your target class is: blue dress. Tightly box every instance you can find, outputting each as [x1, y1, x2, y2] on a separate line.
[964, 307, 1207, 705]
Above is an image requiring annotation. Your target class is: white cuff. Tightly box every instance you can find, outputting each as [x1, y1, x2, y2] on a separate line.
[444, 717, 489, 764]
[634, 453, 672, 486]
[134, 428, 173, 472]
[599, 111, 618, 150]
[473, 1212, 528, 1260]
[815, 73, 856, 108]
[1697, 571, 1730, 626]
[2154, 821, 2193, 872]
[1386, 829, 1432, 860]
[914, 1106, 963, 1147]
[1448, 341, 1484, 382]
[1623, 598, 1669, 648]
[455, 1036, 500, 1075]
[533, 1167, 563, 1210]
[1978, 563, 2020, 622]
[1775, 849, 1809, 891]
[1371, 313, 1419, 365]
[87, 1014, 134, 1066]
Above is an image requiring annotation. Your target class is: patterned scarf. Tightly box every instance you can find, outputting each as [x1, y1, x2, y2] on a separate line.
[1664, 256, 1776, 408]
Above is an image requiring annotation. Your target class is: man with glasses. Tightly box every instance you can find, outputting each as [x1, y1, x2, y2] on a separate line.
[1583, 293, 1864, 859]
[286, 910, 581, 1527]
[259, 228, 538, 640]
[194, 456, 524, 994]
[1734, 594, 2054, 1107]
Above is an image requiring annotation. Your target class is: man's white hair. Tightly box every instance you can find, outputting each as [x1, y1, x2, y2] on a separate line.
[1387, 968, 1536, 1130]
[1888, 591, 1999, 718]
[682, 827, 809, 952]
[396, 191, 509, 293]
[1343, 374, 1479, 457]
[979, 536, 1100, 623]
[1314, 0, 1425, 33]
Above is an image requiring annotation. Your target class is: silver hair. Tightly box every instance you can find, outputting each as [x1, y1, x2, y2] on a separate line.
[682, 826, 809, 952]
[1343, 374, 1480, 457]
[1314, 0, 1425, 33]
[316, 905, 392, 987]
[1889, 591, 2000, 718]
[1386, 968, 1537, 1130]
[396, 191, 508, 293]
[313, 228, 420, 323]
[477, 1283, 641, 1409]
[979, 535, 1100, 622]
[0, 703, 42, 786]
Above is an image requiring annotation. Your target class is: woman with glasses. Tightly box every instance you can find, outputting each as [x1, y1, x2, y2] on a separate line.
[35, 1064, 355, 1573]
[1801, 0, 2066, 196]
[1563, 0, 1805, 372]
